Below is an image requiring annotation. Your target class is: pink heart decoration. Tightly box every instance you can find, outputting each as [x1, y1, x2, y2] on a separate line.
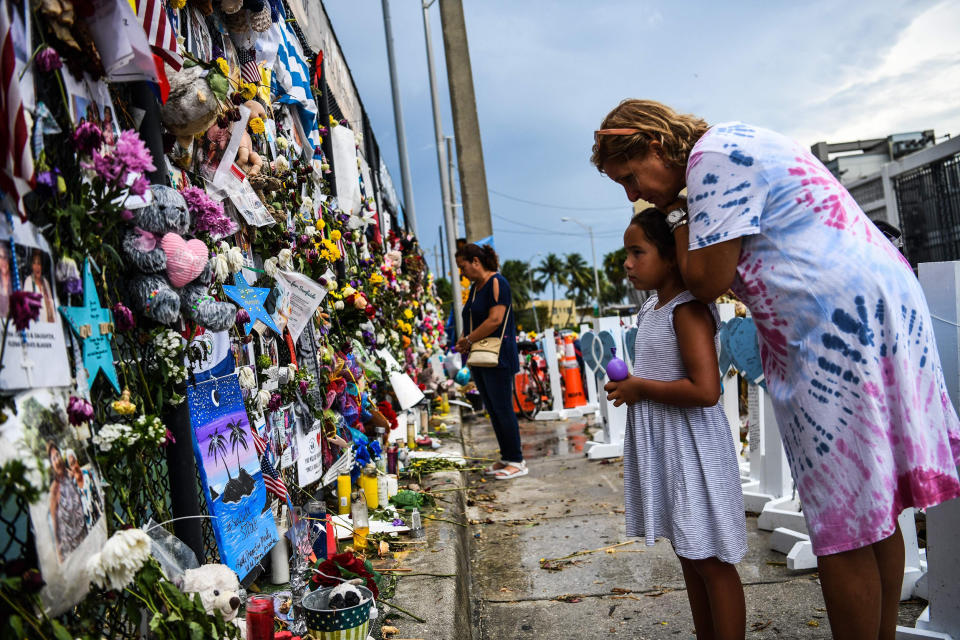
[160, 233, 208, 288]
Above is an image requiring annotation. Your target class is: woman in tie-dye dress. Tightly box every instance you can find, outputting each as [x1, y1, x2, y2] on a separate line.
[592, 100, 960, 639]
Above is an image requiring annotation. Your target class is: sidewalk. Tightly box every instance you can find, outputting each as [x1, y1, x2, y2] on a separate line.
[463, 415, 927, 639]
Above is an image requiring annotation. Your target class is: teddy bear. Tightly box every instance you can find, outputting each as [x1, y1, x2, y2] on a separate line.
[122, 185, 236, 331]
[179, 564, 245, 637]
[161, 65, 221, 149]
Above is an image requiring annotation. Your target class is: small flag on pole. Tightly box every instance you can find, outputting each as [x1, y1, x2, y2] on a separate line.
[260, 454, 288, 501]
[135, 0, 183, 71]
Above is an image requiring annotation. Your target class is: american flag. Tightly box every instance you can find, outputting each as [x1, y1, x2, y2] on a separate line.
[0, 6, 34, 219]
[250, 425, 268, 457]
[259, 454, 288, 501]
[134, 0, 182, 71]
[238, 48, 260, 84]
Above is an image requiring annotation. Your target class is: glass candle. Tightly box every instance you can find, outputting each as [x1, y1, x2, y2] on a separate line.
[245, 595, 274, 640]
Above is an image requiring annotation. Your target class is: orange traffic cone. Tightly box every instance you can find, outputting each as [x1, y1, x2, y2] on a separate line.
[513, 371, 535, 414]
[561, 335, 586, 408]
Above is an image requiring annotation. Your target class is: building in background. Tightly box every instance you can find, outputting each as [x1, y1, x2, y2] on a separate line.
[812, 131, 937, 186]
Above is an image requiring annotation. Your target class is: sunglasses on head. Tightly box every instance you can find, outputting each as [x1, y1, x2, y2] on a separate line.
[593, 128, 643, 144]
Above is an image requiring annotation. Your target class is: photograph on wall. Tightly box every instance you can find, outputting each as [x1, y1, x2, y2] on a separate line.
[187, 374, 278, 579]
[0, 389, 108, 615]
[62, 72, 120, 146]
[0, 219, 71, 390]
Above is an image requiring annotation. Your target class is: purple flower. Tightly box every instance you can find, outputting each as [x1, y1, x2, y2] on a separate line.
[67, 396, 95, 426]
[35, 170, 58, 195]
[391, 518, 405, 527]
[121, 209, 134, 222]
[129, 175, 150, 197]
[183, 186, 236, 238]
[35, 47, 62, 72]
[299, 380, 309, 394]
[235, 308, 250, 326]
[86, 130, 156, 190]
[73, 122, 103, 155]
[9, 291, 41, 331]
[64, 278, 82, 295]
[267, 393, 283, 413]
[112, 303, 135, 332]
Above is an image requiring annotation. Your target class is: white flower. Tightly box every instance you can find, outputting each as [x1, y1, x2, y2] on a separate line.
[256, 389, 272, 412]
[88, 528, 152, 591]
[226, 246, 245, 272]
[263, 257, 279, 278]
[210, 255, 229, 283]
[301, 196, 314, 213]
[377, 333, 386, 344]
[305, 225, 317, 237]
[238, 367, 256, 390]
[277, 248, 293, 270]
[276, 136, 289, 151]
[325, 279, 338, 291]
[287, 363, 297, 374]
[273, 156, 290, 173]
[334, 300, 344, 311]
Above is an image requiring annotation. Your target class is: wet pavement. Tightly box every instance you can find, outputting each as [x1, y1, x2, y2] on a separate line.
[462, 413, 926, 639]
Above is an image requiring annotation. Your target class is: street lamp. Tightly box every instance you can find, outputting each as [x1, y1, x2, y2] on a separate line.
[561, 217, 601, 317]
[528, 252, 542, 333]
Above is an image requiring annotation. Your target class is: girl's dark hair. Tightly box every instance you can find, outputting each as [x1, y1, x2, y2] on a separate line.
[455, 243, 499, 271]
[629, 207, 676, 260]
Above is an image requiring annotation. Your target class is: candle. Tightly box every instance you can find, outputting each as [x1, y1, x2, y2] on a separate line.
[245, 595, 274, 640]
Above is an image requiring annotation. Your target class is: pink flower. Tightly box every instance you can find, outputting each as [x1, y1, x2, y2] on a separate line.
[162, 429, 176, 447]
[73, 122, 103, 155]
[112, 303, 135, 332]
[9, 291, 42, 331]
[35, 47, 62, 72]
[298, 380, 309, 394]
[129, 175, 150, 197]
[87, 130, 156, 190]
[67, 397, 95, 426]
[182, 186, 236, 238]
[235, 308, 250, 326]
[267, 393, 283, 413]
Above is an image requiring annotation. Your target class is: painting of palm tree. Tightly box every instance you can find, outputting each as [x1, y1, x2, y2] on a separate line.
[207, 428, 232, 481]
[228, 419, 249, 472]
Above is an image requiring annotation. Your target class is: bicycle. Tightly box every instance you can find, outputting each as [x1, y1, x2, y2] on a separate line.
[513, 340, 551, 419]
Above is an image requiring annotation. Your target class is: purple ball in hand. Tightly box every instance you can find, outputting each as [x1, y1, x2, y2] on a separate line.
[606, 347, 629, 381]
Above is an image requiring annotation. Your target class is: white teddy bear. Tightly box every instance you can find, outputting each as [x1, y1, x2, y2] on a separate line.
[180, 564, 246, 637]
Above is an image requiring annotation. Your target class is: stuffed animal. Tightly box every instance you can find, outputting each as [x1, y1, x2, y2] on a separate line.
[122, 185, 236, 330]
[179, 564, 245, 637]
[327, 580, 364, 609]
[161, 65, 221, 148]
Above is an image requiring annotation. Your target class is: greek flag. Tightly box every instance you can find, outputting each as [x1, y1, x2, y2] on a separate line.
[271, 2, 323, 160]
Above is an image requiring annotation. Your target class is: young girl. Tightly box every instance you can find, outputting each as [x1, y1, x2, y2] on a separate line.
[605, 208, 747, 639]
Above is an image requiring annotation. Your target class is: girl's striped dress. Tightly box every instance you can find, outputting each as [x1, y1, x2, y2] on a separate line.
[623, 291, 748, 563]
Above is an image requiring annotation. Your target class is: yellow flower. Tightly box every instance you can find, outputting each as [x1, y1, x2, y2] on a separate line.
[240, 82, 256, 100]
[329, 114, 337, 126]
[369, 273, 385, 285]
[317, 219, 326, 230]
[111, 388, 137, 416]
[249, 117, 265, 135]
[403, 309, 414, 320]
[215, 57, 229, 76]
[169, 0, 186, 8]
[330, 229, 342, 241]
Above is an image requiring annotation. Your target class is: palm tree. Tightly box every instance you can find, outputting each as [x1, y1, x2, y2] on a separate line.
[207, 428, 232, 481]
[602, 248, 629, 306]
[228, 419, 249, 473]
[501, 259, 532, 309]
[562, 253, 593, 309]
[535, 253, 566, 325]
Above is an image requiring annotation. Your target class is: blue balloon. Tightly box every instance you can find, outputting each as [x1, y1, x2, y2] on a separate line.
[455, 367, 472, 385]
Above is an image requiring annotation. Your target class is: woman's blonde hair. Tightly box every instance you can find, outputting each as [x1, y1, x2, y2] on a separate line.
[591, 99, 709, 171]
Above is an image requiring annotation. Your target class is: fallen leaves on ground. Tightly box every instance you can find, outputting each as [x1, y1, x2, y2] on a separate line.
[553, 594, 584, 603]
[751, 620, 772, 631]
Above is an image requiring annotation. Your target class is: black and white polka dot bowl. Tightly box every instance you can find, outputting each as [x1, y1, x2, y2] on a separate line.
[302, 585, 374, 637]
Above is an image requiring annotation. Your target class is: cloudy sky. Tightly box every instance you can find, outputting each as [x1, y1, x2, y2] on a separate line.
[325, 0, 960, 281]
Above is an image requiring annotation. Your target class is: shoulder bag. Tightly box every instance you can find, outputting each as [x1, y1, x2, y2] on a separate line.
[466, 283, 511, 368]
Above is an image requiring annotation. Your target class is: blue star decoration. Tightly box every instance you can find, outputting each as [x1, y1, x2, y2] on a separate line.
[58, 259, 121, 393]
[222, 272, 279, 335]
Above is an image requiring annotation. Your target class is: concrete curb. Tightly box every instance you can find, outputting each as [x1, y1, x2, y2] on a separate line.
[376, 410, 473, 640]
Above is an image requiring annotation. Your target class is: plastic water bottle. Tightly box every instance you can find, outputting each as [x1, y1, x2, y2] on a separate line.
[606, 347, 629, 381]
[409, 508, 425, 539]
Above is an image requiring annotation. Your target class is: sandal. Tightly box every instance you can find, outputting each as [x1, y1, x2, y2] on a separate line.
[484, 460, 508, 476]
[494, 461, 528, 480]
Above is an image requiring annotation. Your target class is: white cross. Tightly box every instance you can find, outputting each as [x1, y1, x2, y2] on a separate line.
[19, 353, 35, 387]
